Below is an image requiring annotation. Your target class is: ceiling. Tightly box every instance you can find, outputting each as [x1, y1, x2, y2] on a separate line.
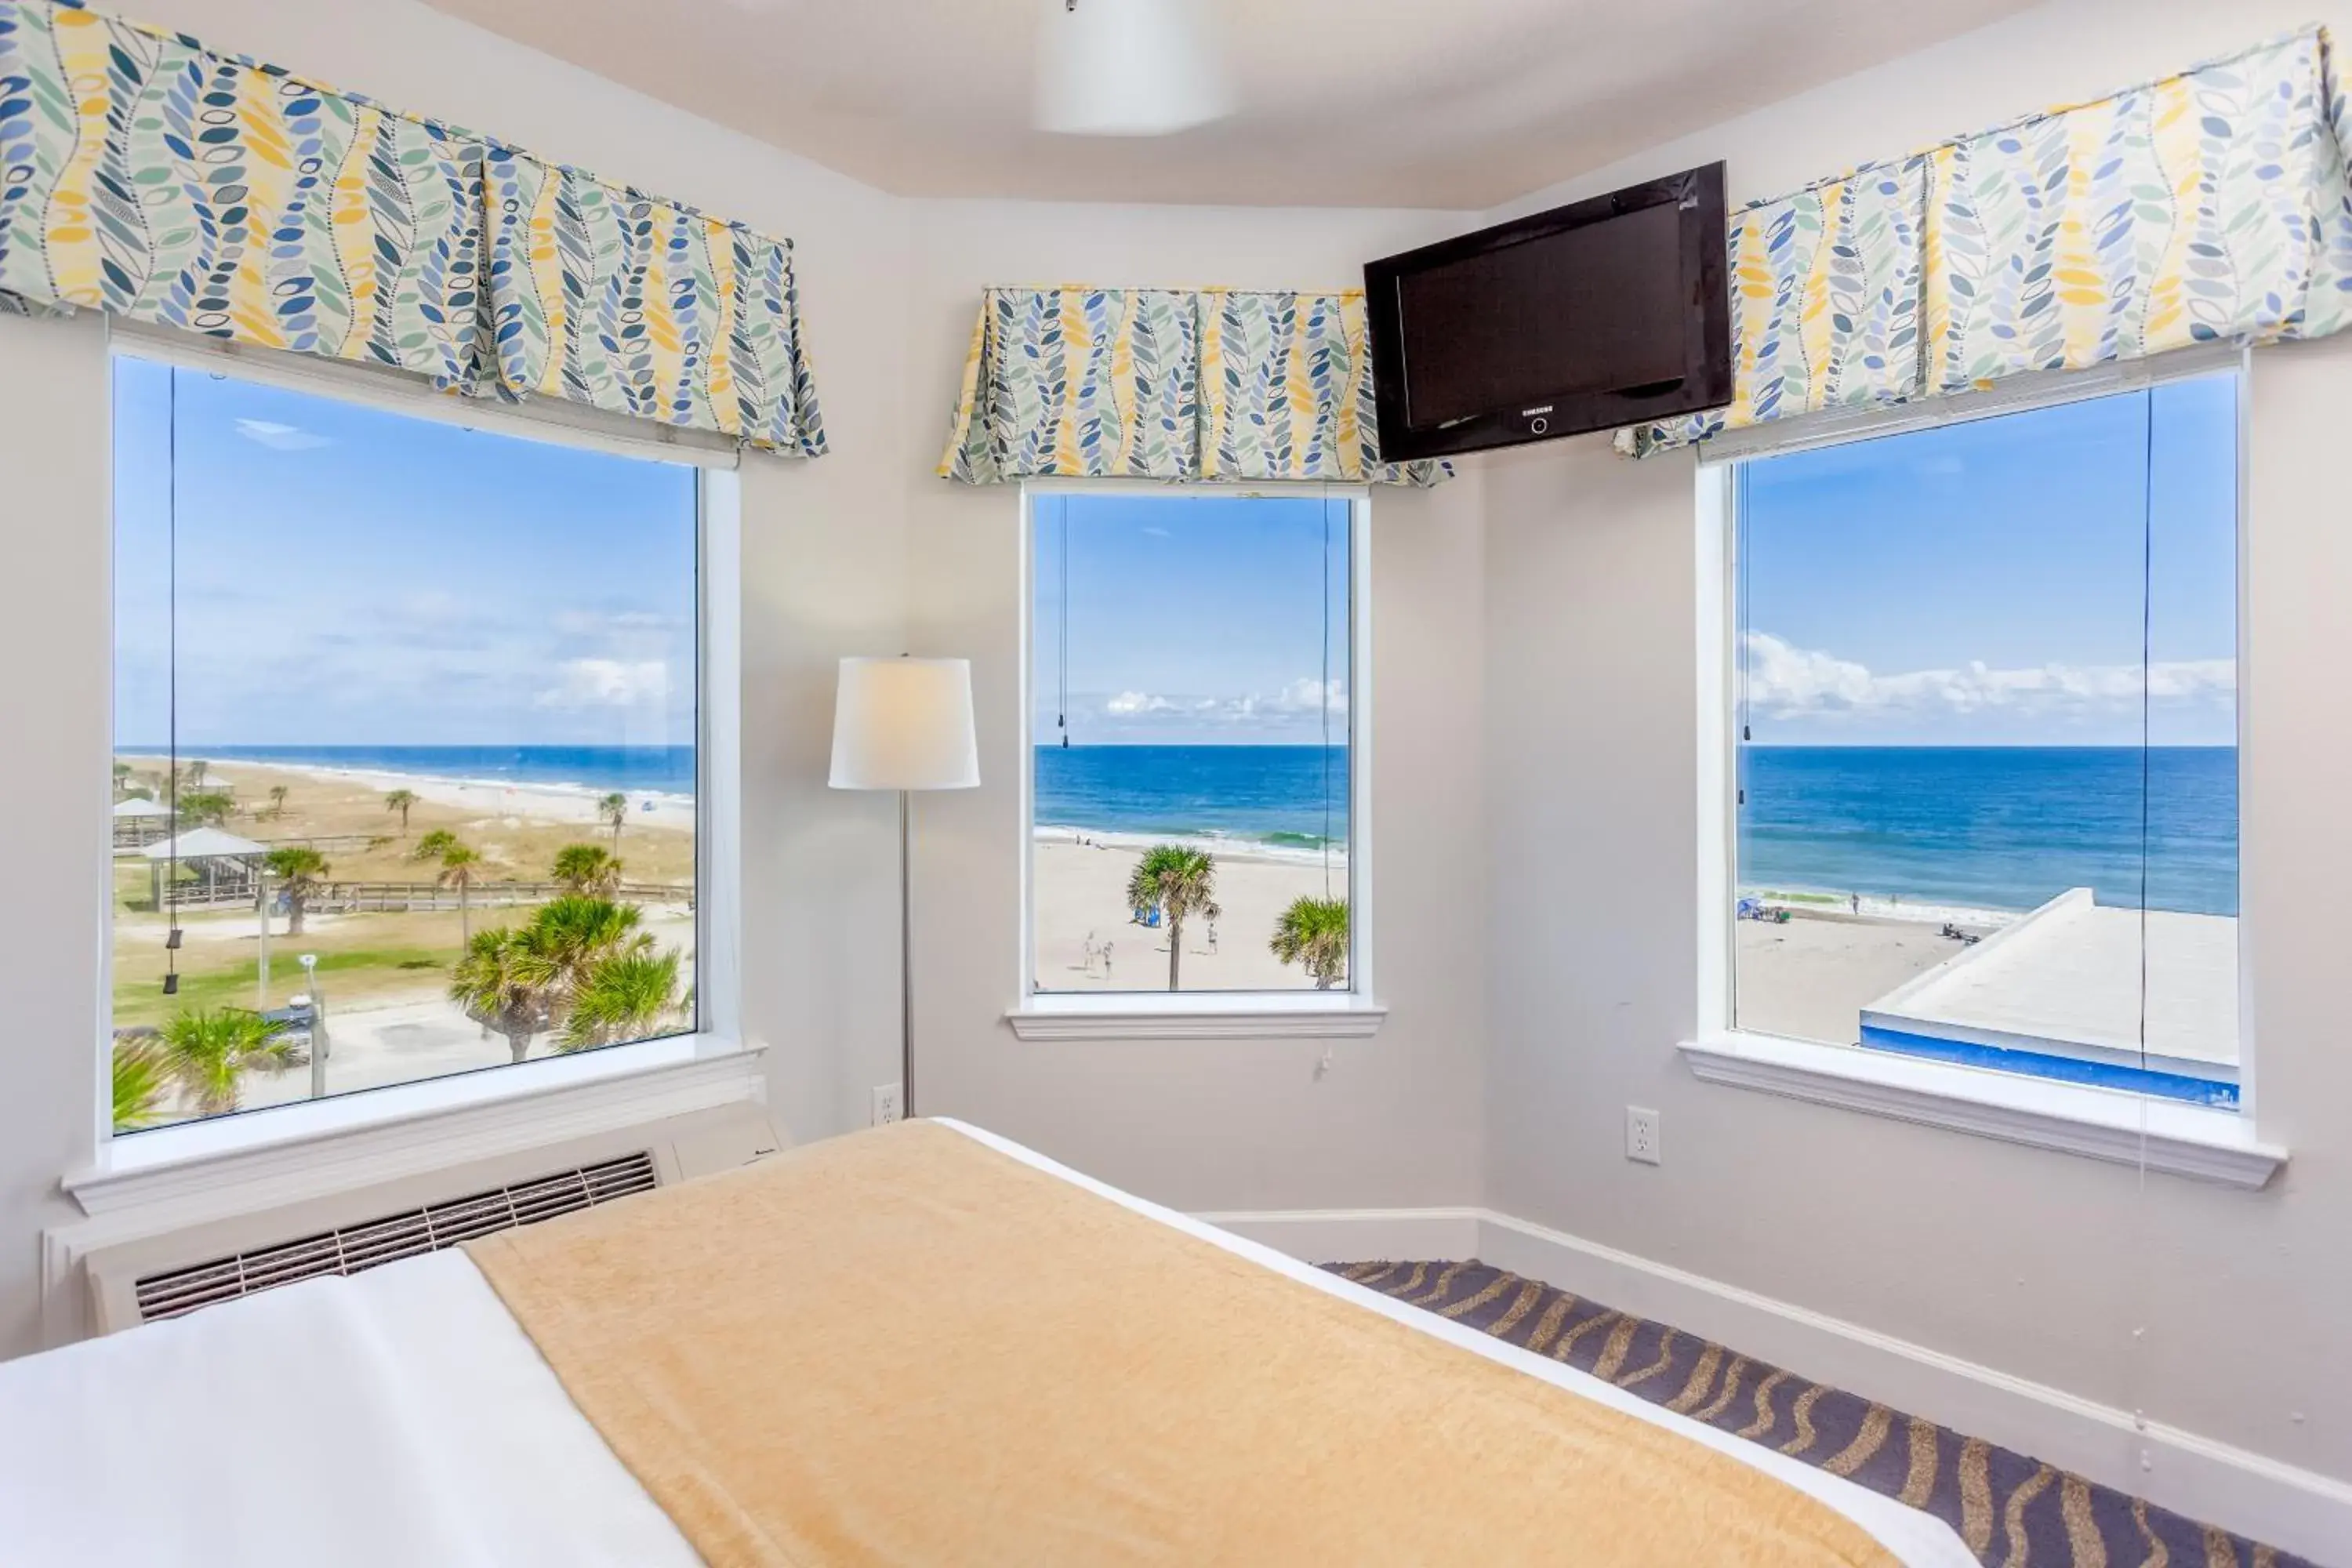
[421, 0, 2039, 209]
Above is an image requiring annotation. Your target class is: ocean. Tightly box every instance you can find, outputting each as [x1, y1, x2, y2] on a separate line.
[1036, 746, 1349, 851]
[1741, 747, 2238, 917]
[119, 745, 699, 797]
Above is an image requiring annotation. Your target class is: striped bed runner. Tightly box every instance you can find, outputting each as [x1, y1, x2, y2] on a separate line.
[1335, 1261, 2312, 1568]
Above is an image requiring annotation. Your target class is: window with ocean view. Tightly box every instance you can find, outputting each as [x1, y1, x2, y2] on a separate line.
[1029, 490, 1356, 996]
[1726, 370, 2241, 1107]
[110, 354, 701, 1134]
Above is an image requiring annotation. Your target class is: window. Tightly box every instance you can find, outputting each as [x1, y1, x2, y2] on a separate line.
[1026, 488, 1359, 998]
[1720, 369, 2241, 1108]
[110, 353, 702, 1133]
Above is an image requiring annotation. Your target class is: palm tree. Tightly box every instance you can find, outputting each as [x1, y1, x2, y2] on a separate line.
[437, 842, 485, 946]
[597, 792, 629, 851]
[154, 1007, 296, 1118]
[182, 760, 209, 791]
[264, 845, 329, 936]
[1125, 844, 1221, 992]
[561, 949, 682, 1051]
[111, 1038, 169, 1131]
[412, 829, 458, 862]
[550, 843, 622, 898]
[176, 789, 234, 829]
[1270, 895, 1350, 989]
[111, 761, 132, 800]
[449, 927, 554, 1064]
[384, 788, 418, 833]
[267, 784, 289, 818]
[517, 896, 649, 1007]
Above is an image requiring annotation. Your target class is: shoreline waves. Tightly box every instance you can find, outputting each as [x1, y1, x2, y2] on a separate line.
[130, 755, 695, 833]
[1034, 822, 1348, 869]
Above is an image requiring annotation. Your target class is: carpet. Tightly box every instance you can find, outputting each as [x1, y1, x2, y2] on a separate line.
[1331, 1260, 2313, 1568]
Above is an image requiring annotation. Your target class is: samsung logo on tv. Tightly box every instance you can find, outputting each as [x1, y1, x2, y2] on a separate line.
[1519, 405, 1555, 416]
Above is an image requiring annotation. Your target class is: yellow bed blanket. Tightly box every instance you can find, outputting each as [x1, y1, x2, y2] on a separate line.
[467, 1120, 1897, 1567]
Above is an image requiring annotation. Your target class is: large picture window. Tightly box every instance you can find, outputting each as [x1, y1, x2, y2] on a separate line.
[1722, 368, 2241, 1107]
[110, 353, 702, 1133]
[1027, 489, 1358, 997]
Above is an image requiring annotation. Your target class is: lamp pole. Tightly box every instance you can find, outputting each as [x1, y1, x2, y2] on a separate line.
[300, 953, 327, 1101]
[256, 870, 271, 1009]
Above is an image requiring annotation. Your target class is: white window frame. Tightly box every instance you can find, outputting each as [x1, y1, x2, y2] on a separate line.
[1006, 478, 1385, 1041]
[1682, 345, 2285, 1189]
[69, 322, 761, 1214]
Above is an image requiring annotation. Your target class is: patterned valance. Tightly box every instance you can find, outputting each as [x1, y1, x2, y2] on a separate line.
[938, 285, 1448, 487]
[1619, 28, 2352, 456]
[0, 0, 825, 456]
[483, 154, 825, 456]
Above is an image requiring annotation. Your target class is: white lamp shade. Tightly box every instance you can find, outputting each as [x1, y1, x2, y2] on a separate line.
[1034, 0, 1236, 137]
[829, 658, 981, 792]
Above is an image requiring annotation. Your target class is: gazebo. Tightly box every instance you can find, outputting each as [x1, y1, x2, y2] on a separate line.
[143, 826, 267, 911]
[111, 797, 172, 849]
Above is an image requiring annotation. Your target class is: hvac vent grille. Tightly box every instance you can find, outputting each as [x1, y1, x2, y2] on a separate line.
[132, 1151, 658, 1324]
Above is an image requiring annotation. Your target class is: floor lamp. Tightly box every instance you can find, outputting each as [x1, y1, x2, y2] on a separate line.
[829, 657, 979, 1119]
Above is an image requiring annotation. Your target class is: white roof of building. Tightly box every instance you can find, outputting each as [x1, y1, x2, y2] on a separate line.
[1862, 888, 2238, 1076]
[141, 828, 267, 861]
[112, 798, 172, 818]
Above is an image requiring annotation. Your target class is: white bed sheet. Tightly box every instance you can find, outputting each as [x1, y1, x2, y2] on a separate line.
[0, 1121, 1975, 1567]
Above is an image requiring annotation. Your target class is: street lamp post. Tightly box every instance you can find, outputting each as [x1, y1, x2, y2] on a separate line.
[256, 871, 271, 1009]
[299, 953, 328, 1101]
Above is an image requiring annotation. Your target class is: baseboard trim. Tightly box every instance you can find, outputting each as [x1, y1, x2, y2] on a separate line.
[1192, 1203, 2352, 1566]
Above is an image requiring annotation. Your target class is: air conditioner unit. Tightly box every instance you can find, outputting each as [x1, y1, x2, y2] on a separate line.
[72, 1102, 779, 1336]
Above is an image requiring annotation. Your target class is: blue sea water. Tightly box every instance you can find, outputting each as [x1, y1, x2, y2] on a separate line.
[118, 745, 698, 797]
[1036, 746, 1348, 850]
[1741, 747, 2238, 916]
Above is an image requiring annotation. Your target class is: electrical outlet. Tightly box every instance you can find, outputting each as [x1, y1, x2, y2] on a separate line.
[1626, 1105, 1661, 1165]
[871, 1083, 904, 1127]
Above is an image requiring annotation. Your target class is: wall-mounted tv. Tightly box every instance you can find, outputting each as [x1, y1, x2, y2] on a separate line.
[1363, 162, 1732, 461]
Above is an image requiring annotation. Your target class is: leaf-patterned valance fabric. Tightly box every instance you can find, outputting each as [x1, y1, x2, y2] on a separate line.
[484, 154, 825, 456]
[939, 285, 1448, 487]
[0, 0, 825, 456]
[1619, 28, 2352, 457]
[0, 0, 486, 387]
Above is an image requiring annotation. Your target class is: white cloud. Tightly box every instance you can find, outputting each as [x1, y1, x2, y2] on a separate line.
[1105, 691, 1174, 715]
[536, 659, 672, 710]
[1744, 632, 2234, 720]
[234, 418, 333, 452]
[1266, 677, 1348, 716]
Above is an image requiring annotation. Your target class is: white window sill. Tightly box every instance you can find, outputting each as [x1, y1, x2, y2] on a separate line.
[1680, 1033, 2285, 1190]
[66, 1034, 767, 1220]
[1007, 993, 1388, 1041]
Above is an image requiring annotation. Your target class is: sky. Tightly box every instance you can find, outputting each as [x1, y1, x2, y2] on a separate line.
[1740, 371, 2238, 747]
[1032, 491, 1351, 746]
[113, 355, 699, 748]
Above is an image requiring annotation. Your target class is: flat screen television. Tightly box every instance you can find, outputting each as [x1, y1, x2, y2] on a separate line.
[1363, 162, 1731, 460]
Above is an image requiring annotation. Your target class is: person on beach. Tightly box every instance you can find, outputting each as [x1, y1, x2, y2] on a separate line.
[1850, 892, 1860, 915]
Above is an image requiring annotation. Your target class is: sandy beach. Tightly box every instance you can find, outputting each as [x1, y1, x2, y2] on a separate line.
[1033, 830, 1349, 992]
[181, 757, 694, 833]
[112, 753, 701, 1128]
[1734, 912, 1984, 1044]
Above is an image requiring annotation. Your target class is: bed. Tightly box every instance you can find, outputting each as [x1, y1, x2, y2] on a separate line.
[0, 1120, 1973, 1566]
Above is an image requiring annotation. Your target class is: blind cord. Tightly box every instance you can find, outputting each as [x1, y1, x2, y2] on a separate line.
[163, 367, 181, 996]
[1321, 489, 1334, 902]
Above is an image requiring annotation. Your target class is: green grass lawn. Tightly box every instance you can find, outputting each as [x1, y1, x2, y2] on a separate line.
[112, 939, 456, 1029]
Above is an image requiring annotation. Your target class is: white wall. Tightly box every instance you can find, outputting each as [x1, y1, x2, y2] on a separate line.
[898, 201, 1492, 1214]
[0, 0, 1494, 1356]
[1479, 0, 2352, 1497]
[0, 0, 919, 1358]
